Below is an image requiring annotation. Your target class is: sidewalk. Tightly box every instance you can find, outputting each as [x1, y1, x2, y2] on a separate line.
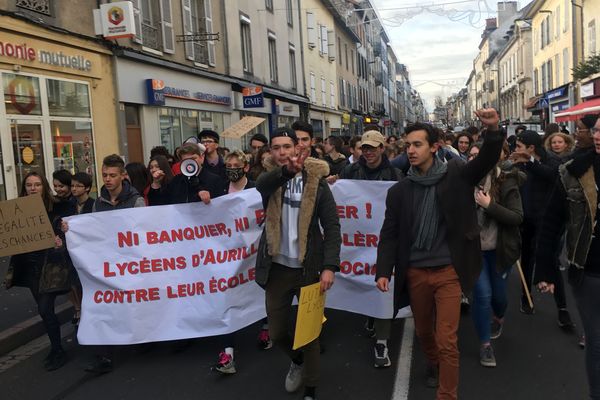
[0, 257, 72, 356]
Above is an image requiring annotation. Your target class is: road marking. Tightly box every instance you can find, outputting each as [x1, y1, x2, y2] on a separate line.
[392, 317, 414, 400]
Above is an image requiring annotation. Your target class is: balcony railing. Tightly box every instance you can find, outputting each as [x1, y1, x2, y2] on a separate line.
[142, 23, 161, 51]
[193, 42, 209, 65]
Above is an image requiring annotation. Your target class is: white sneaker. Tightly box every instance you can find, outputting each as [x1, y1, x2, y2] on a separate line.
[285, 361, 303, 393]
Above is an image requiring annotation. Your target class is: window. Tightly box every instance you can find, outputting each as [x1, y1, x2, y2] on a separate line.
[136, 0, 174, 53]
[240, 16, 253, 73]
[47, 79, 91, 117]
[556, 6, 560, 37]
[338, 37, 342, 65]
[321, 77, 326, 106]
[564, 0, 569, 32]
[310, 73, 316, 103]
[265, 0, 273, 12]
[554, 54, 560, 86]
[351, 49, 355, 74]
[547, 59, 553, 89]
[345, 43, 348, 70]
[319, 25, 328, 56]
[268, 31, 278, 82]
[51, 121, 96, 186]
[563, 48, 570, 83]
[589, 20, 597, 55]
[330, 81, 335, 108]
[2, 73, 42, 115]
[289, 45, 297, 90]
[339, 78, 345, 107]
[306, 12, 317, 48]
[286, 0, 293, 26]
[182, 0, 214, 64]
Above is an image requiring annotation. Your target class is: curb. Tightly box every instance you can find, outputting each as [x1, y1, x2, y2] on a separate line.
[0, 303, 74, 356]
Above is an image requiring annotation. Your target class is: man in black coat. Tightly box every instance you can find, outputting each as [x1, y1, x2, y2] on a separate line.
[376, 109, 503, 400]
[148, 143, 224, 205]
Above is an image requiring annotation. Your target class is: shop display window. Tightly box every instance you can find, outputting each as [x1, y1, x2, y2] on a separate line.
[47, 79, 91, 117]
[50, 120, 97, 194]
[2, 73, 42, 115]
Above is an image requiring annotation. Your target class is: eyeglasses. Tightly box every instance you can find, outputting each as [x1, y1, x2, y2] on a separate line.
[361, 146, 379, 153]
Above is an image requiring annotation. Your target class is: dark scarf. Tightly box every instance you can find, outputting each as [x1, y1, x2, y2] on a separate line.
[407, 158, 448, 250]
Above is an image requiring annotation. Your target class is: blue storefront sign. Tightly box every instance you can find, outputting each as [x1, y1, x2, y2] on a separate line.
[146, 79, 165, 106]
[551, 101, 570, 113]
[146, 78, 231, 106]
[242, 86, 264, 108]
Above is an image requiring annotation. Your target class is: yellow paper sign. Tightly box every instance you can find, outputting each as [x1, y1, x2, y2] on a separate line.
[293, 282, 326, 350]
[0, 194, 55, 257]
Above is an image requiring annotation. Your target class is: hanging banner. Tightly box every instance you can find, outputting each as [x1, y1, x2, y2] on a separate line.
[66, 180, 406, 345]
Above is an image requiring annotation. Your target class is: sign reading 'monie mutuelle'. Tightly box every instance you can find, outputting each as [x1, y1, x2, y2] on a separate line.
[0, 40, 92, 72]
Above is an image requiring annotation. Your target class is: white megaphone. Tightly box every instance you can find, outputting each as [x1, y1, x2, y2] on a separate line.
[181, 159, 199, 177]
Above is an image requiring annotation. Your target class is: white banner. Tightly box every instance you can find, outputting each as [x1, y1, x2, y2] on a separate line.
[66, 181, 406, 345]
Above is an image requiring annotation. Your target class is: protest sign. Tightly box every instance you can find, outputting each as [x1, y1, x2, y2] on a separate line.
[66, 180, 409, 345]
[0, 195, 55, 257]
[293, 282, 326, 350]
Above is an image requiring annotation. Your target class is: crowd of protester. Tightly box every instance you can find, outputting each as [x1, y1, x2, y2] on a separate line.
[4, 110, 600, 400]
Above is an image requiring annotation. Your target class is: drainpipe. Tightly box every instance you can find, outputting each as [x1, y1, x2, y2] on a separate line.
[297, 0, 309, 122]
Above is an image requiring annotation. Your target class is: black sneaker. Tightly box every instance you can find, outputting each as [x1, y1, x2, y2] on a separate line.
[519, 298, 535, 315]
[45, 349, 67, 371]
[558, 309, 575, 329]
[364, 318, 375, 338]
[84, 356, 113, 374]
[479, 345, 497, 367]
[373, 343, 391, 368]
[425, 363, 439, 388]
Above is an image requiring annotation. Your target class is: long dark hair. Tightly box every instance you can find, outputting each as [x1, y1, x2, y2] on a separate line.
[125, 162, 150, 195]
[20, 172, 55, 211]
[148, 155, 174, 187]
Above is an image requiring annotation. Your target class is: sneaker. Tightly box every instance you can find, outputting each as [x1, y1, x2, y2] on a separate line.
[45, 349, 67, 371]
[519, 298, 535, 315]
[425, 363, 439, 388]
[213, 352, 236, 374]
[558, 309, 575, 329]
[257, 329, 273, 350]
[579, 335, 586, 349]
[490, 317, 503, 340]
[374, 343, 391, 368]
[364, 318, 375, 338]
[303, 386, 317, 400]
[480, 345, 497, 367]
[285, 361, 303, 393]
[84, 356, 113, 374]
[460, 293, 470, 314]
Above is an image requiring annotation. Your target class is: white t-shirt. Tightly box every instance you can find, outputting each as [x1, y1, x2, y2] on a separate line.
[273, 174, 303, 268]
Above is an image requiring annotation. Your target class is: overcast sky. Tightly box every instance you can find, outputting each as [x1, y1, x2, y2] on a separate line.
[371, 0, 513, 111]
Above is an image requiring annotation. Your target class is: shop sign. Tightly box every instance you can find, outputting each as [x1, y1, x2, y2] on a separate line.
[581, 82, 595, 99]
[342, 113, 351, 125]
[95, 1, 136, 40]
[546, 86, 567, 100]
[242, 86, 264, 108]
[145, 79, 231, 106]
[551, 101, 570, 113]
[146, 79, 166, 106]
[0, 40, 92, 72]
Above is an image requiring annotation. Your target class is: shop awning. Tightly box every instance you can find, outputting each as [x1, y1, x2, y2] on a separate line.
[524, 95, 542, 110]
[554, 98, 600, 122]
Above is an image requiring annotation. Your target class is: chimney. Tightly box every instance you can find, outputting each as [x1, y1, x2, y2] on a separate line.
[485, 18, 497, 30]
[497, 1, 518, 27]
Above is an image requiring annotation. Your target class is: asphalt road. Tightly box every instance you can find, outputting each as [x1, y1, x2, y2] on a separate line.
[0, 271, 589, 400]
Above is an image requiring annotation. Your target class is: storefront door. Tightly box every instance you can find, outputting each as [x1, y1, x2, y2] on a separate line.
[9, 120, 46, 198]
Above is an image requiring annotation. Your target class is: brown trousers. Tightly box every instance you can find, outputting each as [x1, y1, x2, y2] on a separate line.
[265, 263, 320, 387]
[407, 265, 461, 400]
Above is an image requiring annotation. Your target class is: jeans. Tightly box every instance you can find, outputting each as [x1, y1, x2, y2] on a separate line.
[472, 250, 511, 343]
[265, 263, 320, 387]
[407, 265, 461, 400]
[573, 274, 600, 400]
[29, 287, 62, 352]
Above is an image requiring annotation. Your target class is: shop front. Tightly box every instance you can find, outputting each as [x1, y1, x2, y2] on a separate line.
[115, 58, 233, 162]
[545, 84, 572, 125]
[0, 16, 119, 200]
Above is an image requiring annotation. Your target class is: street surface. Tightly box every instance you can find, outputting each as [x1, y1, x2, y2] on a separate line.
[0, 271, 588, 400]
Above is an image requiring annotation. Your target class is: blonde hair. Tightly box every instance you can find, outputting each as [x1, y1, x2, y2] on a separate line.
[544, 132, 574, 154]
[224, 149, 249, 166]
